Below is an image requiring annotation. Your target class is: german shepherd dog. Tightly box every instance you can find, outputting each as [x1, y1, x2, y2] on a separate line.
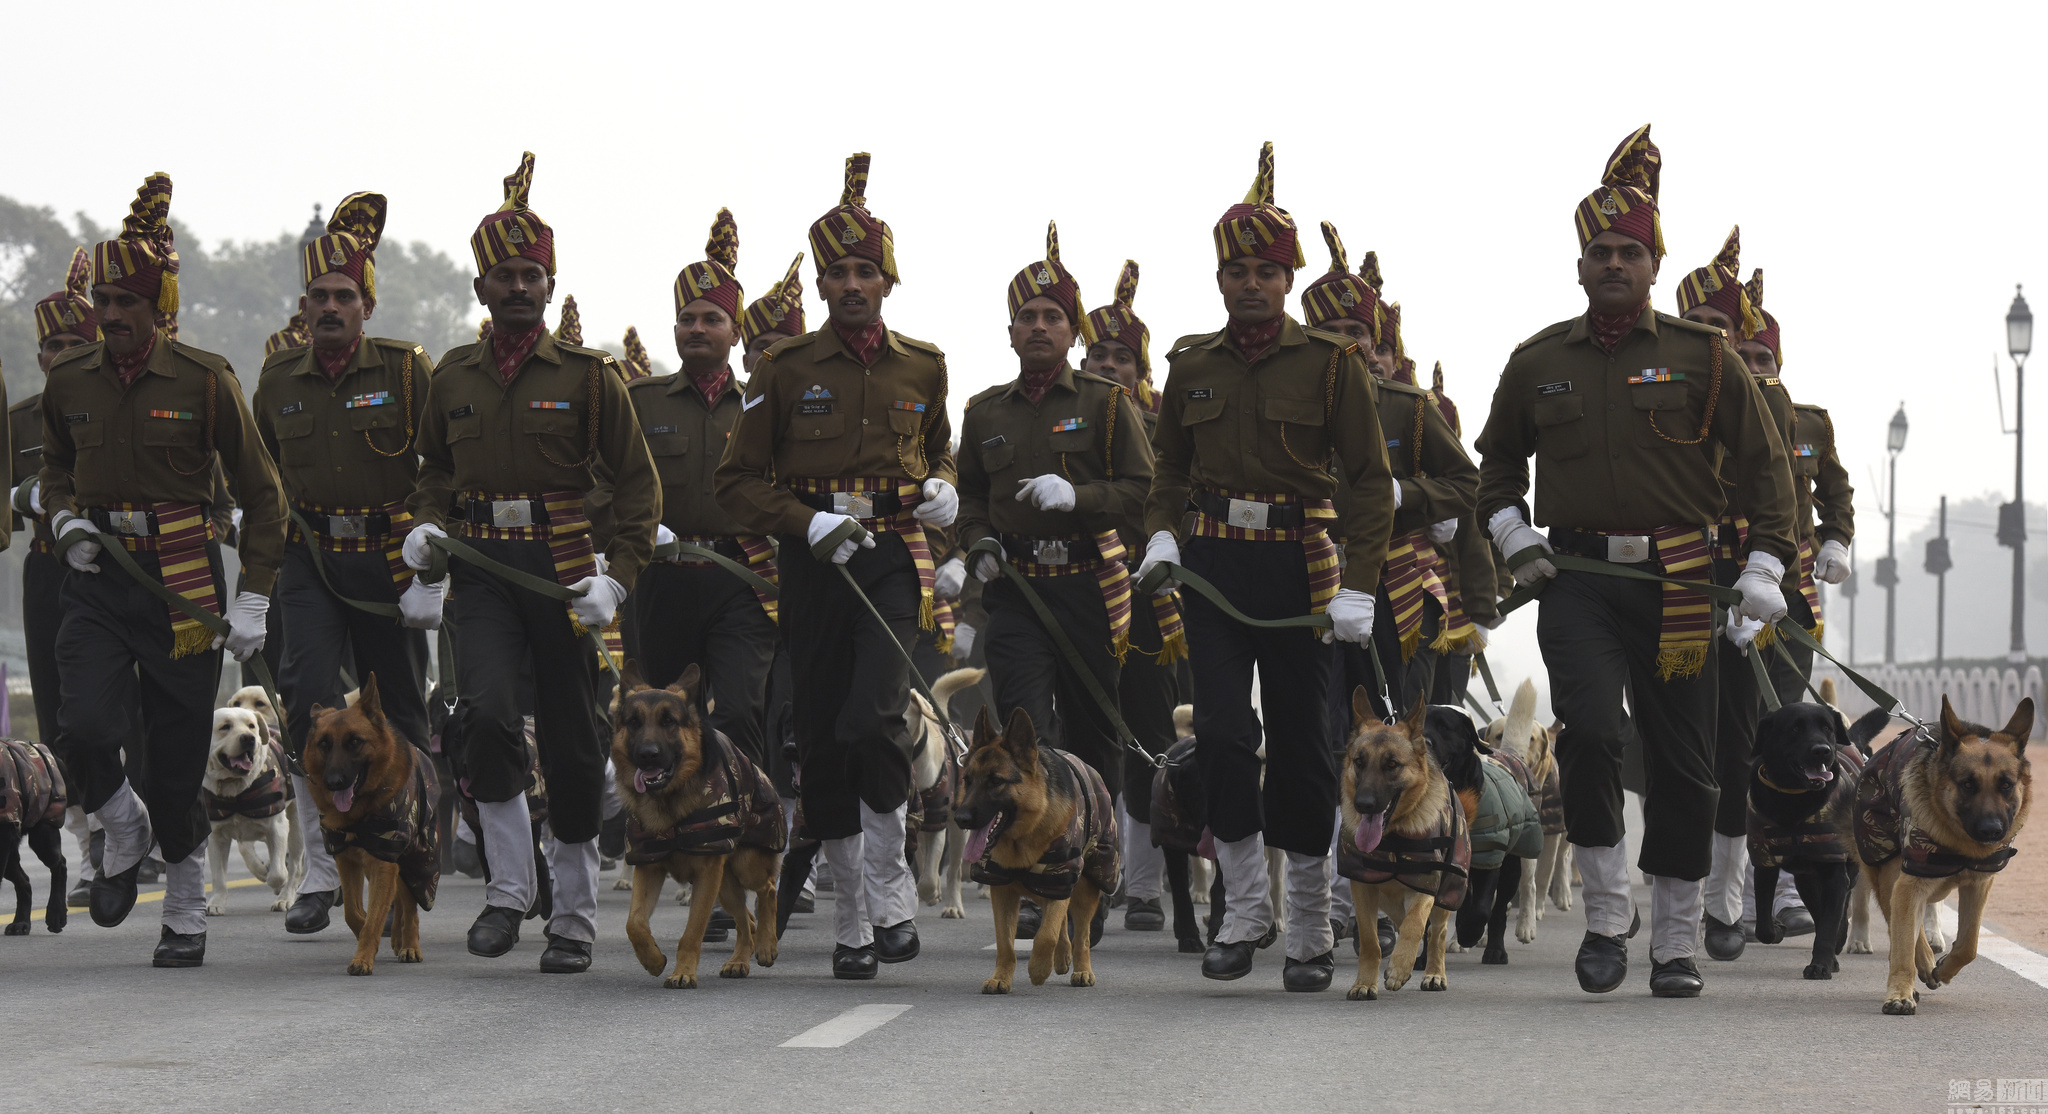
[1856, 696, 2032, 1015]
[613, 662, 782, 988]
[1746, 702, 1861, 980]
[0, 738, 68, 936]
[1340, 695, 1466, 1000]
[955, 706, 1118, 994]
[303, 674, 440, 976]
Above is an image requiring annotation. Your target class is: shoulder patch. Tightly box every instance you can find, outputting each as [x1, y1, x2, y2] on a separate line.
[1510, 321, 1573, 354]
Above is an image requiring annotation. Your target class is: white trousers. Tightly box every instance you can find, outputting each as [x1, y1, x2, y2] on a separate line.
[1573, 841, 1634, 939]
[1649, 874, 1704, 962]
[161, 855, 206, 936]
[94, 779, 151, 877]
[65, 807, 95, 883]
[292, 774, 340, 893]
[820, 800, 915, 948]
[1119, 804, 1163, 901]
[1214, 833, 1272, 944]
[1327, 808, 1354, 921]
[1704, 832, 1747, 925]
[1283, 850, 1335, 961]
[540, 835, 600, 943]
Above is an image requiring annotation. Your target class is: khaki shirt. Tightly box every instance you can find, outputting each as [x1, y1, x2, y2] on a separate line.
[38, 330, 286, 591]
[956, 365, 1152, 553]
[715, 325, 957, 536]
[1143, 315, 1395, 591]
[1444, 514, 1501, 625]
[1790, 401, 1854, 547]
[11, 393, 42, 547]
[409, 330, 661, 590]
[253, 337, 434, 509]
[628, 371, 750, 536]
[1373, 376, 1478, 536]
[1474, 308, 1797, 566]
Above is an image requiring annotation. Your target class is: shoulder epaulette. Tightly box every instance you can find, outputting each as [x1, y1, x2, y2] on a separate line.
[1373, 375, 1431, 398]
[169, 340, 233, 374]
[892, 333, 946, 358]
[1072, 368, 1121, 390]
[259, 346, 308, 371]
[1792, 401, 1830, 415]
[557, 342, 618, 364]
[1657, 313, 1724, 338]
[370, 336, 428, 357]
[965, 383, 1008, 408]
[1300, 325, 1362, 356]
[433, 341, 483, 371]
[760, 331, 816, 364]
[626, 373, 675, 392]
[1511, 321, 1573, 354]
[48, 344, 96, 370]
[8, 392, 41, 415]
[1166, 330, 1222, 361]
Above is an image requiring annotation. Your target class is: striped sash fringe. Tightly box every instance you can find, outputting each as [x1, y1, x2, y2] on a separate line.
[1382, 529, 1450, 662]
[104, 501, 219, 659]
[1652, 524, 1715, 680]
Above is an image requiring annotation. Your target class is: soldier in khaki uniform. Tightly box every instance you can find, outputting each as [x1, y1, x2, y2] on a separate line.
[402, 153, 661, 974]
[715, 153, 958, 980]
[1473, 126, 1797, 997]
[1136, 145, 1396, 991]
[253, 192, 438, 936]
[41, 174, 287, 967]
[627, 209, 781, 766]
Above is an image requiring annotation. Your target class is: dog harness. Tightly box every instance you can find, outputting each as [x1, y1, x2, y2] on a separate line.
[323, 756, 441, 911]
[910, 741, 959, 836]
[970, 748, 1121, 902]
[1746, 746, 1861, 869]
[1855, 734, 2019, 878]
[1336, 791, 1472, 912]
[200, 737, 293, 822]
[624, 730, 787, 863]
[0, 739, 67, 829]
[1147, 734, 1205, 854]
[1536, 762, 1565, 836]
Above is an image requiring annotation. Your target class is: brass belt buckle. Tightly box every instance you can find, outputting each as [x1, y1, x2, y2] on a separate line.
[833, 492, 875, 519]
[1606, 534, 1652, 563]
[1033, 539, 1070, 566]
[109, 509, 149, 536]
[327, 514, 368, 539]
[1225, 498, 1270, 530]
[491, 500, 534, 528]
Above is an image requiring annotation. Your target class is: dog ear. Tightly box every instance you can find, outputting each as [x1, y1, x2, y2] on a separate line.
[619, 658, 648, 694]
[1002, 706, 1038, 763]
[1941, 695, 1965, 757]
[1350, 685, 1373, 730]
[355, 673, 387, 730]
[2001, 698, 2033, 756]
[671, 663, 701, 703]
[1401, 696, 1428, 740]
[971, 706, 995, 750]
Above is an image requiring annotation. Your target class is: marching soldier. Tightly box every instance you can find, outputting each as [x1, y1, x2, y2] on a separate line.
[1416, 361, 1502, 706]
[716, 153, 958, 980]
[253, 192, 438, 935]
[402, 153, 661, 973]
[1136, 145, 1396, 991]
[42, 174, 288, 967]
[740, 257, 808, 374]
[1473, 126, 1797, 997]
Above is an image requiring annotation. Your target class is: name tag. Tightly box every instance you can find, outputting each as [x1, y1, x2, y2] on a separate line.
[1628, 369, 1683, 384]
[278, 402, 304, 416]
[345, 391, 391, 409]
[64, 413, 90, 424]
[448, 404, 476, 419]
[796, 401, 832, 416]
[148, 409, 195, 420]
[528, 401, 573, 410]
[1051, 418, 1086, 433]
[981, 435, 1007, 449]
[1187, 388, 1214, 400]
[649, 424, 677, 435]
[1535, 381, 1572, 397]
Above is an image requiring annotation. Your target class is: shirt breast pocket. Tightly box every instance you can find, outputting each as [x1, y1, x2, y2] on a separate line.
[274, 412, 315, 440]
[1180, 393, 1229, 458]
[1533, 394, 1588, 462]
[789, 411, 845, 443]
[1046, 428, 1095, 455]
[349, 406, 402, 432]
[143, 416, 207, 473]
[1794, 455, 1820, 477]
[979, 441, 1016, 473]
[70, 421, 105, 451]
[886, 407, 923, 436]
[515, 408, 580, 438]
[446, 413, 482, 444]
[646, 431, 691, 457]
[1629, 381, 1696, 448]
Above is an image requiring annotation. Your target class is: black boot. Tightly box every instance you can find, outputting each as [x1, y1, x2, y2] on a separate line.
[873, 919, 920, 963]
[152, 925, 206, 968]
[1124, 897, 1165, 931]
[703, 907, 733, 943]
[1575, 931, 1628, 993]
[467, 905, 523, 957]
[1014, 900, 1042, 940]
[833, 943, 878, 980]
[285, 888, 341, 935]
[1650, 955, 1705, 997]
[539, 933, 593, 973]
[1202, 938, 1257, 980]
[1282, 950, 1335, 992]
[90, 861, 143, 928]
[1703, 913, 1746, 961]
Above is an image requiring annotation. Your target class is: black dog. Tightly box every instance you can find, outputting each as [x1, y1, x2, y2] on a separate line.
[1421, 706, 1542, 965]
[1, 739, 69, 936]
[1748, 702, 1860, 979]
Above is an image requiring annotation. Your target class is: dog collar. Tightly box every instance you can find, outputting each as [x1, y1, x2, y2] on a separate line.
[1757, 769, 1815, 795]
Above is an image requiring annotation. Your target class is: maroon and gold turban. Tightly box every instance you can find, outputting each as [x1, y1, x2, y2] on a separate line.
[477, 319, 492, 343]
[264, 311, 311, 356]
[621, 326, 653, 380]
[302, 191, 386, 305]
[741, 253, 806, 346]
[553, 294, 582, 345]
[1573, 124, 1664, 259]
[808, 153, 898, 283]
[1213, 142, 1305, 269]
[91, 172, 179, 314]
[1085, 260, 1151, 372]
[1431, 362, 1461, 437]
[675, 207, 744, 321]
[34, 247, 99, 344]
[1300, 222, 1382, 337]
[470, 151, 555, 276]
[1675, 225, 1761, 339]
[1005, 220, 1095, 344]
[1384, 302, 1417, 384]
[1746, 268, 1783, 367]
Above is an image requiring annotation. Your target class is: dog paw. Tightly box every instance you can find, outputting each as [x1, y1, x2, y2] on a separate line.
[918, 885, 939, 906]
[1420, 975, 1448, 991]
[637, 951, 669, 977]
[613, 877, 632, 891]
[981, 978, 1012, 995]
[1346, 983, 1380, 1001]
[205, 902, 226, 917]
[1516, 922, 1537, 945]
[270, 897, 289, 912]
[4, 922, 27, 936]
[941, 905, 966, 920]
[1445, 941, 1466, 954]
[1881, 995, 1918, 1015]
[394, 947, 422, 963]
[347, 962, 374, 976]
[719, 961, 750, 979]
[1846, 939, 1872, 955]
[1383, 974, 1408, 992]
[664, 973, 699, 989]
[1482, 945, 1508, 966]
[1803, 963, 1832, 980]
[1071, 971, 1095, 988]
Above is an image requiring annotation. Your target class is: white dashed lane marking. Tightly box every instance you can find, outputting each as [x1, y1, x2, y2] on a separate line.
[779, 1004, 912, 1049]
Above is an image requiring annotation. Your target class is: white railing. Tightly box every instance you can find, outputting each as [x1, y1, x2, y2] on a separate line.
[1810, 662, 2045, 738]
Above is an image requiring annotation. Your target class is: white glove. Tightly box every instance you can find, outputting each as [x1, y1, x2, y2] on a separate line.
[218, 591, 270, 661]
[915, 478, 958, 527]
[398, 577, 446, 630]
[1391, 478, 1405, 509]
[952, 622, 978, 661]
[1734, 551, 1789, 623]
[231, 507, 244, 532]
[934, 556, 966, 599]
[969, 549, 1002, 582]
[55, 513, 100, 573]
[1323, 588, 1376, 645]
[807, 512, 874, 565]
[655, 524, 678, 548]
[1725, 614, 1763, 648]
[592, 552, 610, 575]
[1135, 530, 1181, 595]
[1487, 508, 1556, 587]
[1015, 474, 1076, 513]
[10, 481, 42, 518]
[567, 574, 628, 628]
[1427, 518, 1459, 544]
[1466, 623, 1491, 651]
[1814, 539, 1851, 585]
[1478, 614, 1505, 630]
[402, 522, 447, 572]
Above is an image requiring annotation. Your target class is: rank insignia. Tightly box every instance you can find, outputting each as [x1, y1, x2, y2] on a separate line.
[528, 401, 572, 410]
[1386, 438, 1401, 448]
[1051, 418, 1086, 433]
[148, 409, 195, 420]
[891, 401, 926, 412]
[801, 385, 833, 400]
[1628, 369, 1683, 384]
[344, 391, 391, 409]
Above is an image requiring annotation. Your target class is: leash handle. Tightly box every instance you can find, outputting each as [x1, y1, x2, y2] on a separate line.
[1138, 559, 1333, 631]
[1495, 545, 1745, 617]
[666, 541, 779, 598]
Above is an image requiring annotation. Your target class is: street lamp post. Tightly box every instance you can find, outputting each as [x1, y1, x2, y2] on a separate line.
[1926, 495, 1952, 669]
[2002, 286, 2032, 664]
[1879, 405, 1908, 664]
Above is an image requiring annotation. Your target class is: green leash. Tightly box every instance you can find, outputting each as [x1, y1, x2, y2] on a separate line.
[284, 508, 403, 621]
[1495, 546, 1744, 617]
[659, 539, 780, 598]
[1136, 559, 1333, 632]
[419, 531, 618, 679]
[811, 518, 968, 760]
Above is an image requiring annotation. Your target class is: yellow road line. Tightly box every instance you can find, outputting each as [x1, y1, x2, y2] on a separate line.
[64, 876, 273, 915]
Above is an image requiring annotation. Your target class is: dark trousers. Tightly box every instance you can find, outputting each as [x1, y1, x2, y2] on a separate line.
[632, 561, 778, 769]
[22, 550, 64, 746]
[1182, 536, 1336, 857]
[984, 573, 1124, 799]
[1118, 596, 1181, 825]
[277, 539, 432, 759]
[448, 538, 607, 843]
[779, 530, 918, 839]
[1431, 652, 1474, 708]
[1538, 569, 1718, 879]
[1766, 589, 1819, 708]
[1356, 587, 1441, 721]
[54, 545, 226, 863]
[1710, 557, 1762, 837]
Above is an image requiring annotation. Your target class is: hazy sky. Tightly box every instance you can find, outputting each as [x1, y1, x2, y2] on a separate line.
[8, 1, 2045, 686]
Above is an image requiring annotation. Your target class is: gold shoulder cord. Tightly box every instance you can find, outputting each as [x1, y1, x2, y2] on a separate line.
[1648, 334, 1723, 446]
[535, 357, 604, 469]
[362, 350, 416, 458]
[1410, 393, 1427, 476]
[1280, 346, 1340, 470]
[897, 351, 943, 481]
[1063, 382, 1123, 482]
[168, 366, 218, 476]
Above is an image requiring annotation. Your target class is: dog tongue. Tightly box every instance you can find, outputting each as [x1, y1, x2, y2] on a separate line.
[1355, 811, 1387, 854]
[634, 768, 650, 794]
[332, 784, 355, 812]
[964, 818, 997, 864]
